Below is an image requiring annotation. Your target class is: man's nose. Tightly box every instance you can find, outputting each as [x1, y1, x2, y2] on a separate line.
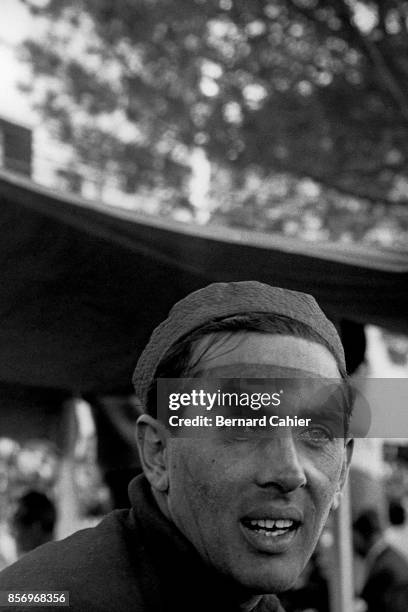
[254, 436, 307, 493]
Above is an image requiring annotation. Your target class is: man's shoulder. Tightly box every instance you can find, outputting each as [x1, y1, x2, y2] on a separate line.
[364, 544, 408, 602]
[0, 509, 145, 611]
[375, 544, 408, 575]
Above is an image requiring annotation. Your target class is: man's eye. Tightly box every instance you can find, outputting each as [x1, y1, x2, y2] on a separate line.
[299, 426, 333, 445]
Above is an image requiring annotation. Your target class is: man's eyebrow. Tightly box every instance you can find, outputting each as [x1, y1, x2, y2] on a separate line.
[296, 406, 346, 420]
[294, 406, 348, 435]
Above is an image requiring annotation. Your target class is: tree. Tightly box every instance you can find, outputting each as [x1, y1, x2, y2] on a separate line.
[208, 167, 408, 247]
[19, 0, 408, 213]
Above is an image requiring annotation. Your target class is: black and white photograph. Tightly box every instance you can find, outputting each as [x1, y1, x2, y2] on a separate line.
[0, 1, 407, 611]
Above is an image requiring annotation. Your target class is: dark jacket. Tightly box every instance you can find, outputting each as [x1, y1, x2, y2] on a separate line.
[0, 476, 285, 612]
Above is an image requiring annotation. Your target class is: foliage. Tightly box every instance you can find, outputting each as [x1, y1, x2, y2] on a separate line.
[208, 168, 408, 247]
[19, 0, 408, 221]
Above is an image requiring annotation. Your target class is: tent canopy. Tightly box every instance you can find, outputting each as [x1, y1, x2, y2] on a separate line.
[1, 170, 407, 394]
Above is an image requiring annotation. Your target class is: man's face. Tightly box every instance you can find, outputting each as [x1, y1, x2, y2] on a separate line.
[162, 333, 352, 593]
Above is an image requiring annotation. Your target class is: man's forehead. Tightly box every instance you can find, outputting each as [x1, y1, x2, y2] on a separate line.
[189, 332, 340, 379]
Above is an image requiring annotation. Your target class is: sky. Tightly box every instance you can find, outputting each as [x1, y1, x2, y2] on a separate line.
[0, 0, 36, 124]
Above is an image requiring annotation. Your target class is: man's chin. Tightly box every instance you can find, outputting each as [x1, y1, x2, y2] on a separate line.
[229, 559, 303, 594]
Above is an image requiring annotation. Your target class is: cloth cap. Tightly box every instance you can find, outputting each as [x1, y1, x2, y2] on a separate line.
[132, 281, 345, 407]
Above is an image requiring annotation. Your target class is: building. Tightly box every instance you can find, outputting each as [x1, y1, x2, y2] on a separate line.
[0, 115, 32, 177]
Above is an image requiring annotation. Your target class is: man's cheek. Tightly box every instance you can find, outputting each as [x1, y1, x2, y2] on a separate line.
[173, 451, 219, 497]
[308, 449, 345, 486]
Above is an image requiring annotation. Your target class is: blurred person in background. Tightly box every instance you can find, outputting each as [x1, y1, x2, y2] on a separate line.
[353, 508, 408, 612]
[10, 490, 56, 557]
[385, 499, 408, 560]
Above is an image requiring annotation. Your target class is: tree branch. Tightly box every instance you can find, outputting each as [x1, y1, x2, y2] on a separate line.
[332, 0, 408, 122]
[267, 159, 401, 206]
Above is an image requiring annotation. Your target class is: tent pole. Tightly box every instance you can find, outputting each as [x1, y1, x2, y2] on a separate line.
[329, 481, 354, 612]
[55, 398, 80, 539]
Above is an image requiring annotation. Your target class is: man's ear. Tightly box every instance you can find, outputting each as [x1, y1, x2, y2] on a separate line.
[332, 438, 354, 510]
[136, 414, 169, 492]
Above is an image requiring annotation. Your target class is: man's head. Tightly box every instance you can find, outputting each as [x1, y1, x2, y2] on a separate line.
[11, 490, 56, 556]
[133, 282, 353, 595]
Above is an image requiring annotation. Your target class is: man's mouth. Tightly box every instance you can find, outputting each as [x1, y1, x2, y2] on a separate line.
[241, 518, 299, 538]
[239, 511, 303, 553]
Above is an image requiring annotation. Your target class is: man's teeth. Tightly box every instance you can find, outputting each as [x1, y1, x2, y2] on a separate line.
[248, 519, 294, 531]
[249, 519, 293, 529]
